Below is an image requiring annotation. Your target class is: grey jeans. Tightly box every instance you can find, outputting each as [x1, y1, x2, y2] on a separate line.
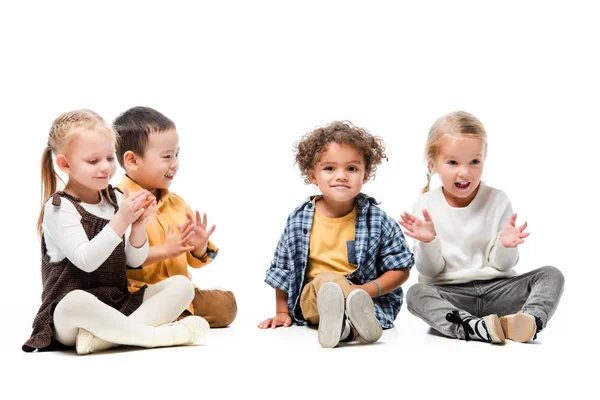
[407, 266, 565, 339]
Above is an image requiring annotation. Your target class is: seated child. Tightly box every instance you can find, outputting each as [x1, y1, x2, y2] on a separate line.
[258, 121, 414, 348]
[113, 106, 237, 328]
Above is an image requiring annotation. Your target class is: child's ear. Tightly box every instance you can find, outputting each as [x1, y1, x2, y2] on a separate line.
[308, 169, 317, 184]
[123, 151, 139, 171]
[55, 154, 70, 174]
[427, 160, 436, 174]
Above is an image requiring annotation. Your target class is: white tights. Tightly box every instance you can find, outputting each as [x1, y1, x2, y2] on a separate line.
[53, 275, 194, 349]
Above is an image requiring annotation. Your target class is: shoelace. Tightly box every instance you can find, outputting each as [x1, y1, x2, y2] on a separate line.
[445, 310, 490, 342]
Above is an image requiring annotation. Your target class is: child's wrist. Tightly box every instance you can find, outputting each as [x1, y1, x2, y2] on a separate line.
[192, 244, 208, 259]
[371, 280, 382, 297]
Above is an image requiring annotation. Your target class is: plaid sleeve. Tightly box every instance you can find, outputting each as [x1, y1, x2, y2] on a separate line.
[264, 227, 291, 293]
[377, 216, 415, 273]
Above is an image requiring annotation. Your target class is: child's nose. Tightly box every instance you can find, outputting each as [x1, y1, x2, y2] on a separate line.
[336, 171, 348, 180]
[100, 160, 110, 172]
[458, 164, 471, 176]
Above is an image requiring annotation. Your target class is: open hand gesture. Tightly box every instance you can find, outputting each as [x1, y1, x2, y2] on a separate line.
[257, 312, 292, 329]
[499, 213, 530, 248]
[185, 211, 216, 257]
[399, 210, 436, 243]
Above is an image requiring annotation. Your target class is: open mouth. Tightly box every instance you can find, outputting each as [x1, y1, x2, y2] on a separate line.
[164, 173, 175, 179]
[454, 182, 470, 189]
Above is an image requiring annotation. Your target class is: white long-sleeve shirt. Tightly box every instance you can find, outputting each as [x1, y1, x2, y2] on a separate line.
[411, 182, 518, 285]
[42, 191, 148, 273]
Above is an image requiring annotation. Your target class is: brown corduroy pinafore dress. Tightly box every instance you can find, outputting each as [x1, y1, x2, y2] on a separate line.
[23, 188, 147, 352]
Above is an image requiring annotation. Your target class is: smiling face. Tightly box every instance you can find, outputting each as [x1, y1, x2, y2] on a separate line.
[309, 142, 368, 210]
[59, 127, 117, 203]
[127, 128, 180, 193]
[431, 136, 484, 208]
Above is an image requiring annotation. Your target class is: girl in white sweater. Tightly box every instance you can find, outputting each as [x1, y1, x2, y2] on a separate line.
[400, 111, 564, 344]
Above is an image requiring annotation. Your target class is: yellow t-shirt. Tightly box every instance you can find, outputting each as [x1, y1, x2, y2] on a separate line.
[305, 198, 358, 285]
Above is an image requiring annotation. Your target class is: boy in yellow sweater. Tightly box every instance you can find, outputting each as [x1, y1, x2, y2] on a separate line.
[113, 106, 237, 327]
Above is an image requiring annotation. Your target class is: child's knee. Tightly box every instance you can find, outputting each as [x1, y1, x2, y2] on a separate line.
[192, 289, 238, 328]
[406, 283, 428, 310]
[312, 272, 343, 288]
[168, 275, 195, 302]
[54, 290, 94, 320]
[540, 266, 565, 291]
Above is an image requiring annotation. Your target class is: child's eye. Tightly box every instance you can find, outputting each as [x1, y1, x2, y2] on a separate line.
[163, 155, 171, 159]
[107, 157, 115, 161]
[176, 152, 180, 158]
[447, 160, 457, 165]
[471, 159, 480, 165]
[324, 166, 334, 171]
[348, 166, 359, 172]
[88, 159, 98, 164]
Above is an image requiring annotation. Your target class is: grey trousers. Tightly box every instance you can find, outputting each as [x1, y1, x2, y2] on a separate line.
[407, 266, 565, 340]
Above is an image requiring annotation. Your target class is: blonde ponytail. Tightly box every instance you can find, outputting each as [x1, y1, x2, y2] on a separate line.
[36, 110, 116, 237]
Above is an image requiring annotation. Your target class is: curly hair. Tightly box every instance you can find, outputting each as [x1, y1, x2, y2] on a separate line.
[294, 121, 387, 184]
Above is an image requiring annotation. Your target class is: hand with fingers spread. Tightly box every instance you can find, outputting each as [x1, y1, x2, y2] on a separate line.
[186, 211, 216, 259]
[399, 209, 436, 243]
[257, 312, 292, 329]
[163, 219, 196, 258]
[500, 213, 530, 248]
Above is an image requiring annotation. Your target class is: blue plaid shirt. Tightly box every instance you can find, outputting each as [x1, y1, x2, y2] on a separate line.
[264, 193, 414, 329]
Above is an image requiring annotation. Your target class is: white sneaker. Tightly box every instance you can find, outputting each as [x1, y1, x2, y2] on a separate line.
[75, 328, 94, 355]
[173, 316, 210, 344]
[345, 289, 382, 344]
[317, 282, 345, 348]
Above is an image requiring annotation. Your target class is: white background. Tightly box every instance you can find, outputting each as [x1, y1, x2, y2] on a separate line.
[1, 1, 596, 398]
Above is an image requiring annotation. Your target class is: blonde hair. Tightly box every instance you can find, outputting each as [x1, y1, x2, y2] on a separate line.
[422, 111, 488, 193]
[37, 109, 117, 237]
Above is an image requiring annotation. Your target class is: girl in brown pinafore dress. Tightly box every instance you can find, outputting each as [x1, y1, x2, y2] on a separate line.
[24, 110, 209, 355]
[23, 190, 147, 352]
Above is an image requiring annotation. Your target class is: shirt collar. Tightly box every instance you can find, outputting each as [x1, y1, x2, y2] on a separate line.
[121, 174, 171, 205]
[301, 193, 377, 210]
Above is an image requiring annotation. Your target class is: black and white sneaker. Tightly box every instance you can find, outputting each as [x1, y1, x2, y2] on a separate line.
[446, 310, 505, 344]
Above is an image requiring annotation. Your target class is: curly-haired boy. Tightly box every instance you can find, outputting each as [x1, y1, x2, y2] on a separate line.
[258, 121, 414, 348]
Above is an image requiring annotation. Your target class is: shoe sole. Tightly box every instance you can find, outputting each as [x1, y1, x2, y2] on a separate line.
[75, 328, 94, 355]
[346, 289, 382, 344]
[500, 314, 536, 343]
[483, 314, 506, 344]
[317, 283, 345, 348]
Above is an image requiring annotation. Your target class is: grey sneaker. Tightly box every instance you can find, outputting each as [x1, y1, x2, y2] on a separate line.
[317, 282, 345, 348]
[345, 289, 382, 344]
